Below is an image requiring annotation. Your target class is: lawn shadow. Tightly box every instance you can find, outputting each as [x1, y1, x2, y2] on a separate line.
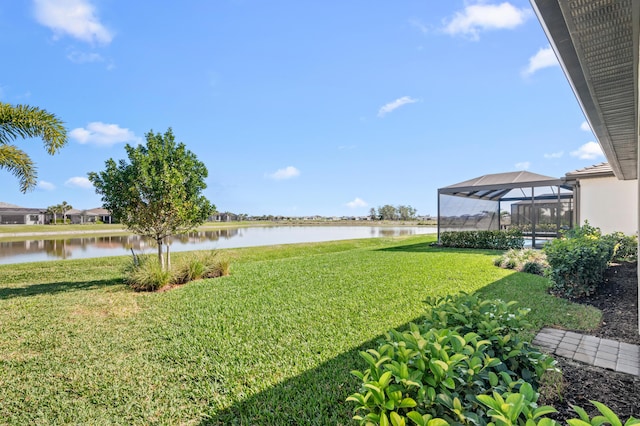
[202, 317, 427, 426]
[0, 277, 124, 300]
[201, 270, 566, 425]
[378, 241, 503, 256]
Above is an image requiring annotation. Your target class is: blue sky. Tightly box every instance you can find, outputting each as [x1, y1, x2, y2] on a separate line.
[1, 0, 604, 217]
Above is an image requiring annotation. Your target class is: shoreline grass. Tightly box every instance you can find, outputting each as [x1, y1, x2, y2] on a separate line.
[0, 235, 600, 424]
[0, 220, 435, 242]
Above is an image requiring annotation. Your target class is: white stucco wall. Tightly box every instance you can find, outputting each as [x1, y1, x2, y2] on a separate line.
[578, 176, 638, 235]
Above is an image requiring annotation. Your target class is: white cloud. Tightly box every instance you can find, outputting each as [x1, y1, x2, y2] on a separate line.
[443, 2, 531, 40]
[378, 96, 418, 118]
[580, 121, 592, 132]
[571, 141, 604, 160]
[266, 166, 300, 180]
[544, 151, 564, 159]
[346, 197, 368, 208]
[522, 46, 558, 76]
[33, 0, 113, 45]
[515, 161, 530, 170]
[65, 176, 93, 189]
[70, 122, 139, 147]
[37, 180, 56, 190]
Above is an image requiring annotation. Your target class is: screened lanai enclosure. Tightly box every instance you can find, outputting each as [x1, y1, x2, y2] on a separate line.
[438, 171, 573, 247]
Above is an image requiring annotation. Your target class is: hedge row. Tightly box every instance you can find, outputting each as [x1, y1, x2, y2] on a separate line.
[440, 230, 524, 250]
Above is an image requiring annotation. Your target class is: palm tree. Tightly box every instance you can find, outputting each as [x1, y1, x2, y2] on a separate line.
[60, 201, 72, 224]
[0, 103, 68, 193]
[46, 204, 59, 225]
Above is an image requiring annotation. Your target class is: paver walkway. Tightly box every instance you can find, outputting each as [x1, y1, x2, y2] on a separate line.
[533, 327, 640, 376]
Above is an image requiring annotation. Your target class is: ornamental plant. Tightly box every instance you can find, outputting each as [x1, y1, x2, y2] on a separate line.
[440, 230, 524, 250]
[348, 294, 557, 426]
[493, 249, 548, 275]
[544, 222, 615, 298]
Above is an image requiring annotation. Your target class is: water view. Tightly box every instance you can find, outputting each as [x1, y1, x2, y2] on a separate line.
[0, 225, 436, 265]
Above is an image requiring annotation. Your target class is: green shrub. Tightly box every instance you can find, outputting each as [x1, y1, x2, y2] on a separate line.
[522, 261, 545, 276]
[173, 251, 230, 284]
[544, 223, 615, 299]
[348, 294, 557, 426]
[124, 255, 173, 291]
[606, 232, 638, 262]
[440, 230, 524, 250]
[494, 249, 548, 274]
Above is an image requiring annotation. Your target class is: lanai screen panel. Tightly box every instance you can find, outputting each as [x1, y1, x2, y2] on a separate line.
[438, 194, 500, 232]
[510, 198, 573, 234]
[438, 171, 572, 240]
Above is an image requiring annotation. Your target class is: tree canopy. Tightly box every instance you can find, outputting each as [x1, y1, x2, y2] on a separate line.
[0, 103, 68, 192]
[88, 128, 214, 269]
[372, 204, 418, 221]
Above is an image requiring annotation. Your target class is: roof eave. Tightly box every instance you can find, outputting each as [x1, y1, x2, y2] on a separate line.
[530, 0, 639, 181]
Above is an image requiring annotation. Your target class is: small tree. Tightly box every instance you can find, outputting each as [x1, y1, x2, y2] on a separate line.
[397, 205, 417, 221]
[88, 128, 214, 270]
[46, 204, 59, 224]
[378, 204, 398, 221]
[60, 201, 72, 224]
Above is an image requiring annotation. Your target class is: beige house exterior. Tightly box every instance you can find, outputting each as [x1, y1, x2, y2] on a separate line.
[566, 163, 638, 235]
[531, 0, 640, 332]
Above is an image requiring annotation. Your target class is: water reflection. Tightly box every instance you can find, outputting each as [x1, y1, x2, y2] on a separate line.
[0, 226, 436, 265]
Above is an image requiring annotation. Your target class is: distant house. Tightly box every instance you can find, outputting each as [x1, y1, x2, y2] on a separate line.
[0, 203, 113, 225]
[85, 208, 113, 224]
[565, 163, 638, 235]
[0, 202, 46, 225]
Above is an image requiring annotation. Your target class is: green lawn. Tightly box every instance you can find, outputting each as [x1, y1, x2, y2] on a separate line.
[0, 235, 600, 425]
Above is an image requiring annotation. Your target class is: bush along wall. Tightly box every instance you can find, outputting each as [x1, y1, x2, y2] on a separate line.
[440, 230, 524, 250]
[348, 293, 557, 425]
[543, 222, 616, 299]
[347, 293, 640, 426]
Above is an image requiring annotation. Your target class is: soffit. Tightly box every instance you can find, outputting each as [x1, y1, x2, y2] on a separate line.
[531, 0, 639, 180]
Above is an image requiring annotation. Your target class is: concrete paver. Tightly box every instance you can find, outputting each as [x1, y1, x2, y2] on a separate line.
[533, 327, 640, 377]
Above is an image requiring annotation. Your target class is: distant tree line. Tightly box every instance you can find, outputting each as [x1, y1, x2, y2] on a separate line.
[369, 205, 417, 221]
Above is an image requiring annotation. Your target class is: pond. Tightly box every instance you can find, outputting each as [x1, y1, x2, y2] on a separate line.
[0, 225, 437, 265]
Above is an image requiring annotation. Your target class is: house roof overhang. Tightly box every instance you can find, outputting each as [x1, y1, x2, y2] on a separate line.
[530, 0, 639, 180]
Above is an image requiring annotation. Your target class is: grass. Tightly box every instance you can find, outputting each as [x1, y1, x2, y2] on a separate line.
[0, 235, 601, 425]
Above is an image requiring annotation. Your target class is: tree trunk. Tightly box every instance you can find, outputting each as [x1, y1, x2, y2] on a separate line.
[157, 239, 164, 269]
[165, 243, 171, 271]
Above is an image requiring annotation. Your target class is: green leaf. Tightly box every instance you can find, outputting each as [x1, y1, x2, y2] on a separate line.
[537, 418, 560, 426]
[571, 405, 590, 421]
[390, 412, 406, 426]
[532, 406, 559, 418]
[380, 412, 390, 426]
[379, 371, 393, 388]
[346, 393, 368, 406]
[591, 401, 622, 426]
[407, 411, 427, 426]
[567, 420, 592, 426]
[364, 383, 385, 405]
[398, 398, 417, 409]
[488, 371, 499, 386]
[442, 377, 455, 389]
[427, 420, 449, 426]
[476, 394, 502, 412]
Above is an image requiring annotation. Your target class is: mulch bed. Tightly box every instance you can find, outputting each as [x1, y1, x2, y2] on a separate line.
[539, 262, 640, 422]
